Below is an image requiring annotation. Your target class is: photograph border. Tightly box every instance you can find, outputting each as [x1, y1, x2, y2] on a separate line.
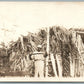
[0, 0, 84, 84]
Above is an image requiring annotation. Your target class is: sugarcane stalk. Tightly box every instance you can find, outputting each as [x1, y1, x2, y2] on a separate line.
[20, 35, 24, 50]
[45, 27, 50, 77]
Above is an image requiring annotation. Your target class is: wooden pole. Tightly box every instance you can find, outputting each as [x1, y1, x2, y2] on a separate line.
[45, 27, 50, 77]
[47, 27, 49, 57]
[20, 35, 24, 50]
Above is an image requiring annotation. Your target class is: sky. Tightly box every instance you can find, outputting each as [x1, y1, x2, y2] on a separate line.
[0, 2, 84, 46]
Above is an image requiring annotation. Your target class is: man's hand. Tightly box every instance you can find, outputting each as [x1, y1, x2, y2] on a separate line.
[29, 52, 33, 60]
[44, 51, 48, 58]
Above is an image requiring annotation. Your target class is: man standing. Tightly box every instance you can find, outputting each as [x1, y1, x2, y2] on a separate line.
[29, 45, 47, 77]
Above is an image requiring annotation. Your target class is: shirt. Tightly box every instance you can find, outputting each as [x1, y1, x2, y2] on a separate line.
[31, 52, 45, 61]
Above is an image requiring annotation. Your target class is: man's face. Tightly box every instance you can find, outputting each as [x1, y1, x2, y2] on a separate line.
[37, 47, 41, 52]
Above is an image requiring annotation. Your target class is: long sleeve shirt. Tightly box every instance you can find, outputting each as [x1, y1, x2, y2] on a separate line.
[29, 51, 47, 61]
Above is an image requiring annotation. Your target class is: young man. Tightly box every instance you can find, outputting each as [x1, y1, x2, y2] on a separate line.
[29, 45, 47, 77]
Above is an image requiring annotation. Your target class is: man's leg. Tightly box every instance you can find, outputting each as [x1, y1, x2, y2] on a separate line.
[38, 61, 44, 77]
[35, 61, 39, 77]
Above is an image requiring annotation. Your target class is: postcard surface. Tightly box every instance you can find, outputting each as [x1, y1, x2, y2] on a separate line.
[0, 2, 84, 82]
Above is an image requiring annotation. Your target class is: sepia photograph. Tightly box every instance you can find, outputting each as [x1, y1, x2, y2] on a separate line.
[0, 1, 84, 82]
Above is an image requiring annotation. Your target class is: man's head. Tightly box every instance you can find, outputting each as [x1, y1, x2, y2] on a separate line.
[37, 45, 42, 52]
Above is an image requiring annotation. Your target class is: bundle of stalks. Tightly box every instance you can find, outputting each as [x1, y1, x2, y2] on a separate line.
[50, 26, 79, 77]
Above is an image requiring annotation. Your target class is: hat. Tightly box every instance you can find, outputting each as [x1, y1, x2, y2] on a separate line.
[37, 45, 42, 48]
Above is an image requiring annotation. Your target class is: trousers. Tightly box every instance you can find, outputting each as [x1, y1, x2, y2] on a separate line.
[35, 60, 44, 77]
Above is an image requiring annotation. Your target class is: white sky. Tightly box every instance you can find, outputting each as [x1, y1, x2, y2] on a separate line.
[0, 2, 84, 46]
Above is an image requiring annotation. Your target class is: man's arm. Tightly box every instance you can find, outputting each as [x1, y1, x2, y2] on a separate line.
[44, 51, 48, 58]
[29, 53, 33, 60]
